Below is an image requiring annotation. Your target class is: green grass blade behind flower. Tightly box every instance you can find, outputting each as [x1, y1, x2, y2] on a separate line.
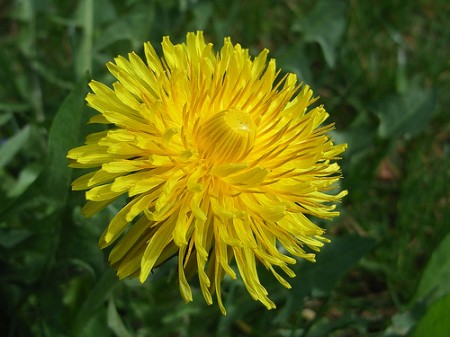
[7, 162, 42, 198]
[0, 125, 40, 218]
[107, 297, 134, 337]
[69, 268, 119, 337]
[0, 111, 12, 126]
[0, 125, 30, 168]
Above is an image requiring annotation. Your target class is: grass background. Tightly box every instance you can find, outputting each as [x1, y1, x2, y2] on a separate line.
[1, 0, 449, 336]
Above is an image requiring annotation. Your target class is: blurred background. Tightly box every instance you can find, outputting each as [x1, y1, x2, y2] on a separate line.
[1, 0, 449, 336]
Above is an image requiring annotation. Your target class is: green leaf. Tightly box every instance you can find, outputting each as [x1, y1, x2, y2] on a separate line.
[43, 74, 89, 208]
[94, 2, 154, 52]
[0, 111, 12, 125]
[0, 125, 31, 168]
[384, 233, 450, 336]
[274, 43, 312, 84]
[0, 103, 30, 113]
[0, 227, 33, 248]
[293, 0, 347, 67]
[376, 86, 436, 140]
[70, 269, 119, 337]
[410, 293, 450, 337]
[300, 234, 376, 294]
[192, 2, 214, 29]
[276, 234, 376, 321]
[332, 128, 375, 158]
[7, 162, 42, 198]
[107, 297, 134, 337]
[415, 232, 450, 306]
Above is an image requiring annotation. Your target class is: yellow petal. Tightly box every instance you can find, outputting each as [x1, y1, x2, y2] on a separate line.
[223, 166, 269, 186]
[140, 219, 176, 282]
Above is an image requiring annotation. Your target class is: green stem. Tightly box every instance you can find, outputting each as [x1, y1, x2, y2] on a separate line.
[76, 0, 94, 80]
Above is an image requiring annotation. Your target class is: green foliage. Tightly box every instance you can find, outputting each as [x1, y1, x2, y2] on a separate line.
[292, 0, 348, 68]
[416, 232, 450, 306]
[1, 0, 449, 336]
[409, 293, 450, 337]
[376, 85, 436, 140]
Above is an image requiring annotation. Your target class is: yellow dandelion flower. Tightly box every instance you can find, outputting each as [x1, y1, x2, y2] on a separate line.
[67, 31, 347, 314]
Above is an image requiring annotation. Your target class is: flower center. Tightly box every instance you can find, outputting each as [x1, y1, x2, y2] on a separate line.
[196, 109, 256, 163]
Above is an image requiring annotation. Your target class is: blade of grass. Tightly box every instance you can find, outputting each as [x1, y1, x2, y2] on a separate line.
[70, 269, 119, 337]
[0, 125, 31, 168]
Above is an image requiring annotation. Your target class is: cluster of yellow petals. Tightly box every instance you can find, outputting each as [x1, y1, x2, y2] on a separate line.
[67, 31, 347, 314]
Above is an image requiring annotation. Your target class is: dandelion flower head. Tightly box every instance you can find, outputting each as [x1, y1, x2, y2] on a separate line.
[67, 31, 347, 314]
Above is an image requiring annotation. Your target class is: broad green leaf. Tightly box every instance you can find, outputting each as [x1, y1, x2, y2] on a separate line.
[299, 234, 376, 294]
[43, 74, 89, 208]
[0, 125, 30, 168]
[410, 293, 450, 337]
[376, 87, 436, 140]
[415, 232, 450, 306]
[293, 0, 347, 67]
[276, 234, 376, 321]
